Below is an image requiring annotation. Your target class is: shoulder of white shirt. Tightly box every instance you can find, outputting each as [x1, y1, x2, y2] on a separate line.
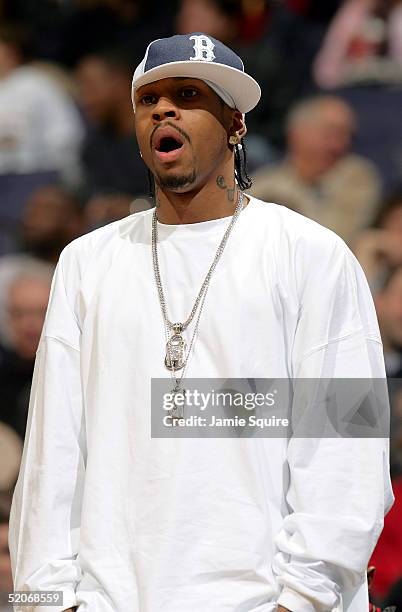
[61, 196, 349, 267]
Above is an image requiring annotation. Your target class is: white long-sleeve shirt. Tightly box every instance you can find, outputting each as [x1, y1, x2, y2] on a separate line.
[8, 198, 394, 612]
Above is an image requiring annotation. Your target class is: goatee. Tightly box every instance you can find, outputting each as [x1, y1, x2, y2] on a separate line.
[156, 170, 196, 191]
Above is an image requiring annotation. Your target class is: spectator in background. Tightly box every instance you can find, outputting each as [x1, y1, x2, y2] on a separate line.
[369, 475, 402, 604]
[76, 48, 148, 200]
[314, 0, 402, 89]
[18, 185, 84, 262]
[0, 423, 22, 507]
[0, 185, 81, 345]
[374, 266, 402, 378]
[175, 0, 278, 165]
[245, 0, 342, 151]
[367, 566, 382, 611]
[354, 192, 402, 290]
[366, 249, 402, 605]
[0, 23, 84, 186]
[176, 0, 241, 44]
[59, 0, 173, 68]
[250, 95, 382, 245]
[83, 192, 151, 231]
[0, 264, 53, 440]
[373, 258, 402, 512]
[0, 423, 22, 612]
[382, 574, 402, 609]
[388, 384, 402, 478]
[0, 519, 13, 612]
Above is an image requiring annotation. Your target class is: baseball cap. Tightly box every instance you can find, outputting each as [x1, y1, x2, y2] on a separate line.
[132, 33, 261, 114]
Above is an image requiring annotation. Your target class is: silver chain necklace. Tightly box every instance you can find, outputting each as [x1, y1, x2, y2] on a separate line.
[152, 190, 245, 418]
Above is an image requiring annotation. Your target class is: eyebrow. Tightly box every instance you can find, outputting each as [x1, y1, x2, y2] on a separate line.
[135, 79, 206, 102]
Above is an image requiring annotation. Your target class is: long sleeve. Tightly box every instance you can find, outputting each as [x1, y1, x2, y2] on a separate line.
[274, 236, 395, 611]
[8, 247, 86, 612]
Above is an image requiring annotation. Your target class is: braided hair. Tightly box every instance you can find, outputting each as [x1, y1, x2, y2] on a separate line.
[234, 138, 252, 191]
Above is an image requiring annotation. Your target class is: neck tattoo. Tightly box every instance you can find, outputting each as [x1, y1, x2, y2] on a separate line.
[216, 175, 235, 202]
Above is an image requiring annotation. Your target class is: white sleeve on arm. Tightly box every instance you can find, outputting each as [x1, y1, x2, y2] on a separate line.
[8, 246, 86, 612]
[274, 237, 395, 612]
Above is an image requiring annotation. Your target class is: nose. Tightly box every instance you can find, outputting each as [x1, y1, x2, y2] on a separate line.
[152, 97, 180, 123]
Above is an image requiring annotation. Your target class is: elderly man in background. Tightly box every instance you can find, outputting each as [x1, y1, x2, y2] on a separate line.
[250, 95, 381, 246]
[0, 264, 53, 440]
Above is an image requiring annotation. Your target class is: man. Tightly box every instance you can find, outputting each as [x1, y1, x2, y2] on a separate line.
[353, 192, 402, 291]
[371, 266, 402, 481]
[250, 95, 381, 246]
[8, 33, 393, 612]
[0, 23, 84, 186]
[0, 184, 81, 345]
[19, 186, 84, 263]
[0, 264, 53, 440]
[374, 266, 402, 378]
[76, 49, 148, 199]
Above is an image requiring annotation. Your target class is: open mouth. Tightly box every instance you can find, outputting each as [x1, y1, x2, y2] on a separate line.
[152, 126, 186, 161]
[157, 136, 183, 153]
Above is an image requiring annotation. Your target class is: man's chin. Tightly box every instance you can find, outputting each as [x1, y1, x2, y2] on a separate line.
[155, 170, 196, 192]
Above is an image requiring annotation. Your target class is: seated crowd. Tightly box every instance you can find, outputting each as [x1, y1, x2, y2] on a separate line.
[0, 1, 402, 610]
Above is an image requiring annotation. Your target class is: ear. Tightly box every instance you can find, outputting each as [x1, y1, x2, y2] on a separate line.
[228, 110, 247, 145]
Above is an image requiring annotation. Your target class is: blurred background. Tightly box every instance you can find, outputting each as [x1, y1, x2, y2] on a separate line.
[0, 0, 401, 610]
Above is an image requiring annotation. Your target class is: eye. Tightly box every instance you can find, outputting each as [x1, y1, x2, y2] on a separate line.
[179, 87, 198, 99]
[139, 93, 157, 105]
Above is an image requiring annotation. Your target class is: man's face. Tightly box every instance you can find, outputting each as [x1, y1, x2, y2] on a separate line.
[176, 0, 236, 43]
[76, 57, 118, 124]
[290, 100, 355, 176]
[134, 77, 233, 193]
[22, 186, 81, 254]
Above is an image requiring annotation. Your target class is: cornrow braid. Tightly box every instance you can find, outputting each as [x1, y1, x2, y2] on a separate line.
[147, 168, 155, 200]
[234, 138, 252, 191]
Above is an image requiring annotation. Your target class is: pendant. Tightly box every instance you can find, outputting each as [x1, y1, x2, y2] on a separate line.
[165, 324, 186, 371]
[167, 386, 186, 424]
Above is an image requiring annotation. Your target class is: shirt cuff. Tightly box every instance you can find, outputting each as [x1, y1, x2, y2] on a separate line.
[277, 587, 317, 612]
